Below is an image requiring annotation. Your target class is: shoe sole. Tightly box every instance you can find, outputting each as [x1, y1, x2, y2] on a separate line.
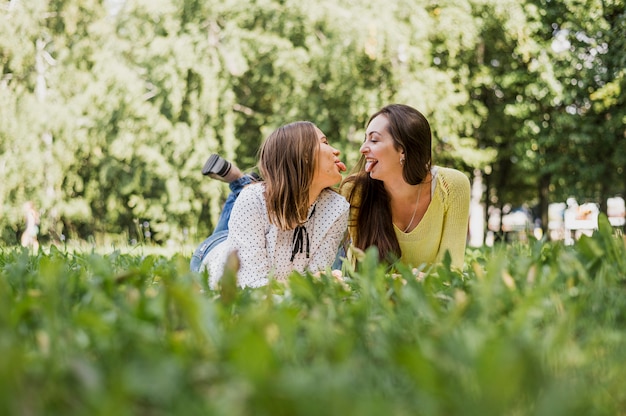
[202, 154, 231, 177]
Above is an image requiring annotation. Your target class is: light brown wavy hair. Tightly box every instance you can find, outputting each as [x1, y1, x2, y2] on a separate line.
[258, 121, 320, 231]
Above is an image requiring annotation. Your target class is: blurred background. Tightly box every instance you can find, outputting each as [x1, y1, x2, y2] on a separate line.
[1, 0, 624, 251]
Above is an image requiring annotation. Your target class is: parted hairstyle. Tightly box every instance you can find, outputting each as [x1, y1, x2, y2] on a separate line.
[341, 104, 432, 262]
[258, 121, 320, 231]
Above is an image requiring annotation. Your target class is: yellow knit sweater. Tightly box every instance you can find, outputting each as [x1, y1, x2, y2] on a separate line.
[344, 166, 471, 270]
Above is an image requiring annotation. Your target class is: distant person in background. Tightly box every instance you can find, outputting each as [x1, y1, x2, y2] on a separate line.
[21, 201, 40, 252]
[340, 104, 470, 271]
[190, 121, 349, 288]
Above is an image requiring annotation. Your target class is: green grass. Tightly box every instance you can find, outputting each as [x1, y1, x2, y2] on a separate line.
[1, 215, 625, 415]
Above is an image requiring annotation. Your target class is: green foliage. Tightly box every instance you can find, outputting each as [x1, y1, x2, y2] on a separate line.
[1, 219, 626, 414]
[1, 0, 624, 245]
[476, 0, 625, 208]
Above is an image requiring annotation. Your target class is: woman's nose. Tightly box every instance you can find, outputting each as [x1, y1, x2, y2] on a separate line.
[360, 143, 368, 154]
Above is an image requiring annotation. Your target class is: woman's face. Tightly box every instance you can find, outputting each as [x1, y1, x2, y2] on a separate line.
[311, 127, 346, 190]
[360, 114, 403, 182]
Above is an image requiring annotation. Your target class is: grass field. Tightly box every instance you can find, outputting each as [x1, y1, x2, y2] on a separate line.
[1, 216, 625, 415]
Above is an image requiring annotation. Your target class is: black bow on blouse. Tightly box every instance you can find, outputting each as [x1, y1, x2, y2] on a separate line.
[290, 205, 316, 262]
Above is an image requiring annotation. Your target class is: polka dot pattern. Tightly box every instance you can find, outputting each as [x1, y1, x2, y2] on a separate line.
[204, 183, 349, 288]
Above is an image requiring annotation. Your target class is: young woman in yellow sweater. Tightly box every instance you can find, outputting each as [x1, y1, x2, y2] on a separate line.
[341, 104, 470, 271]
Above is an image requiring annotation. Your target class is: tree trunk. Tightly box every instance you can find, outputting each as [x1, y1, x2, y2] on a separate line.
[539, 173, 550, 236]
[36, 37, 59, 241]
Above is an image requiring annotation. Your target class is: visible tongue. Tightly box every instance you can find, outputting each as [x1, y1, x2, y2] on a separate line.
[365, 160, 376, 173]
[337, 161, 347, 172]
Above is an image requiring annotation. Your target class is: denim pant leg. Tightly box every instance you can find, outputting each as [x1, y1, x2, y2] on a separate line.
[190, 230, 228, 272]
[332, 244, 347, 270]
[190, 174, 257, 272]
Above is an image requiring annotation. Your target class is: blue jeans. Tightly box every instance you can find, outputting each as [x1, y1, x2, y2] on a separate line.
[332, 245, 346, 270]
[190, 175, 256, 272]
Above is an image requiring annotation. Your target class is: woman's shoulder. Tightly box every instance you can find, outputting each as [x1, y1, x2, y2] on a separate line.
[235, 182, 266, 205]
[320, 188, 350, 210]
[240, 181, 265, 194]
[434, 167, 470, 201]
[436, 167, 470, 186]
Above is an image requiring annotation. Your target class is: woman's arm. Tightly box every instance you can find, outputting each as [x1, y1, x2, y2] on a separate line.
[439, 169, 471, 269]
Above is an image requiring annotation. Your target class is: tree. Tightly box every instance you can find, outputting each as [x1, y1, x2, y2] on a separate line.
[2, 0, 622, 245]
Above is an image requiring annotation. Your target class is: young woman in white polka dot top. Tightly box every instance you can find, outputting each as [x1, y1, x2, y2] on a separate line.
[190, 121, 350, 289]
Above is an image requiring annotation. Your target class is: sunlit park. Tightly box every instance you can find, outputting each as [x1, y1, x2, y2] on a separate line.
[1, 0, 626, 415]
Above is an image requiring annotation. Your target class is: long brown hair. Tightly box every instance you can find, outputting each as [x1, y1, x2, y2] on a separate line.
[258, 121, 320, 230]
[341, 104, 432, 262]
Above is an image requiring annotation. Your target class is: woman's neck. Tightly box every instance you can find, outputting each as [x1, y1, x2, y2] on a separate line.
[309, 184, 326, 207]
[384, 172, 431, 202]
